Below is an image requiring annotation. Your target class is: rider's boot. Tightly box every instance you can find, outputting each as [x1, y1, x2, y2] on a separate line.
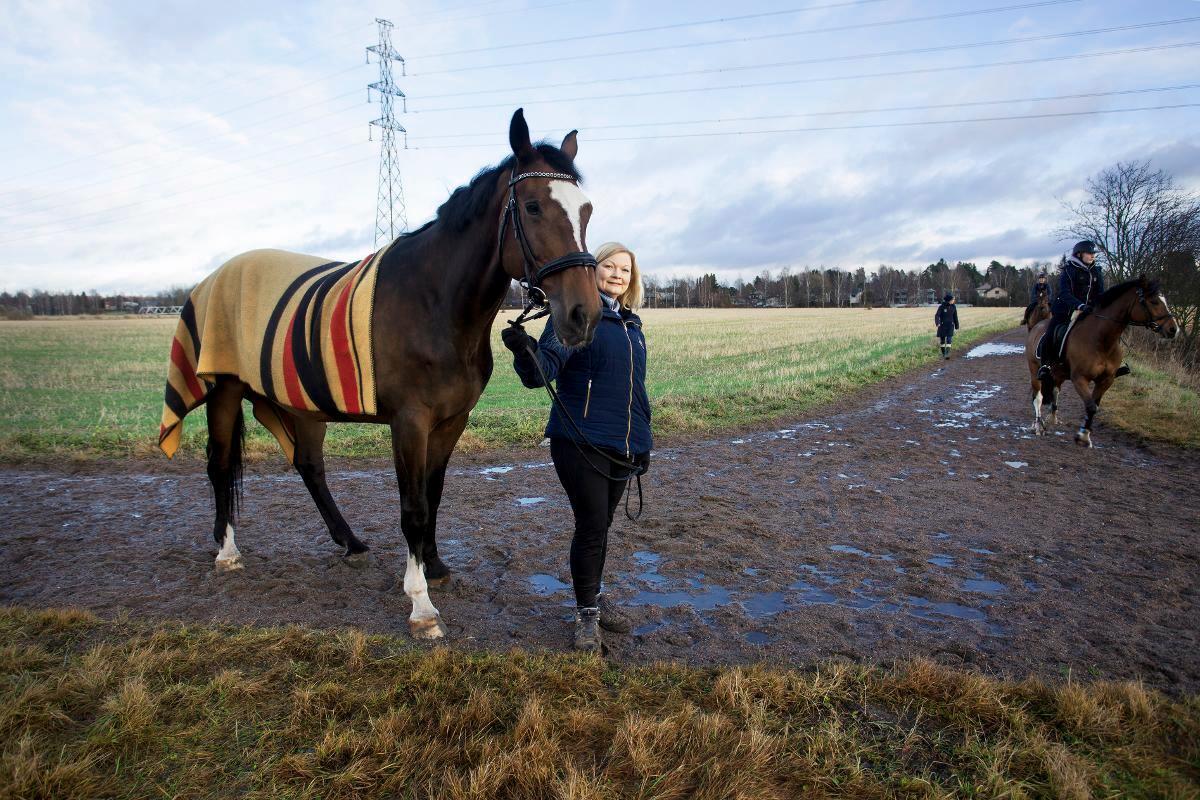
[1115, 363, 1131, 378]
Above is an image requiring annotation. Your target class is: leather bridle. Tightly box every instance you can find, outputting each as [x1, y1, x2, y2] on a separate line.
[497, 169, 597, 323]
[1093, 286, 1176, 334]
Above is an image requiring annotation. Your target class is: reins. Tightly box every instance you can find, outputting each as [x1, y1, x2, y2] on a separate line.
[497, 169, 643, 521]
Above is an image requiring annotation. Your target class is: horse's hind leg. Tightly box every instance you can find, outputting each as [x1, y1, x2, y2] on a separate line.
[1029, 376, 1045, 435]
[290, 415, 369, 560]
[206, 378, 247, 572]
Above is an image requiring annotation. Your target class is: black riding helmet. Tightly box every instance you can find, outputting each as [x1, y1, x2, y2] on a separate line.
[1073, 240, 1098, 256]
[943, 293, 953, 303]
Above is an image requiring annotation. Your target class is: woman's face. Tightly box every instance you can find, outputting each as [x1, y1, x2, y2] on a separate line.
[596, 251, 632, 299]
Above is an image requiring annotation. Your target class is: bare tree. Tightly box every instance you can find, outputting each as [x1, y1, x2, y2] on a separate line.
[1059, 160, 1200, 282]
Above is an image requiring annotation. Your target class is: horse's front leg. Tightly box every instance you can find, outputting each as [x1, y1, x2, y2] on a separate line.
[1071, 374, 1099, 448]
[422, 413, 471, 587]
[390, 414, 447, 640]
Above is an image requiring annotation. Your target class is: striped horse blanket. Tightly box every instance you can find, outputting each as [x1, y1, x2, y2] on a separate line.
[158, 247, 385, 462]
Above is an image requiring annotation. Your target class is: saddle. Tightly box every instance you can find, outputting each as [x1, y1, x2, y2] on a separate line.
[1036, 317, 1073, 361]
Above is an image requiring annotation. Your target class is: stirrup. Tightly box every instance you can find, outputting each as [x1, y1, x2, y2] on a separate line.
[1037, 363, 1053, 380]
[1115, 363, 1131, 378]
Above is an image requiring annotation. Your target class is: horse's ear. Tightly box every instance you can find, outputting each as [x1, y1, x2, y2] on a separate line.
[560, 129, 579, 161]
[509, 108, 535, 162]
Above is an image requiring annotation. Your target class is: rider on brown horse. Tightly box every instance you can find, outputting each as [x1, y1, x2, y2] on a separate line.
[1037, 241, 1104, 379]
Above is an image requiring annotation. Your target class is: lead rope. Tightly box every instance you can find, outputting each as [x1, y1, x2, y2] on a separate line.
[509, 325, 644, 522]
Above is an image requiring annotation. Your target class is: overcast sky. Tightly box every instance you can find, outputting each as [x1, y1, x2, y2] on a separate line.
[1, 0, 1198, 293]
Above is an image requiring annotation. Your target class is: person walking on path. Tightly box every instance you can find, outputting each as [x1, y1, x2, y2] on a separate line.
[501, 241, 652, 654]
[935, 293, 959, 360]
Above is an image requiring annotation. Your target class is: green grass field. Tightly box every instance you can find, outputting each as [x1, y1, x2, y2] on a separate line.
[0, 308, 1018, 461]
[2, 607, 1196, 799]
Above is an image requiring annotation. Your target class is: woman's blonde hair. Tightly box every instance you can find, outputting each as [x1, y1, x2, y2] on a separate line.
[594, 241, 643, 310]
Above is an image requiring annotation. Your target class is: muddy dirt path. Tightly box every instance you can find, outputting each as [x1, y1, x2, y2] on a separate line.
[2, 329, 1197, 692]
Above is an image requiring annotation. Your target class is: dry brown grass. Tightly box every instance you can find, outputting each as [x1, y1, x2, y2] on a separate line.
[0, 605, 1196, 799]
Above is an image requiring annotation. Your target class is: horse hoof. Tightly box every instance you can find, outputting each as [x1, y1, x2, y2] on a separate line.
[343, 551, 371, 569]
[215, 556, 244, 573]
[409, 615, 447, 640]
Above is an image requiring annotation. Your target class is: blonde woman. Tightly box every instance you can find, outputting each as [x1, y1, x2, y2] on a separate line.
[501, 241, 651, 653]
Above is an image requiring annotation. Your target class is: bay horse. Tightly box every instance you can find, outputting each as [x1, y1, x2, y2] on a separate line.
[1025, 276, 1178, 446]
[172, 110, 600, 639]
[1023, 284, 1051, 329]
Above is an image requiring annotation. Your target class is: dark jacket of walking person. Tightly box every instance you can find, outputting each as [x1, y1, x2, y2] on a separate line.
[1040, 240, 1105, 374]
[935, 294, 959, 359]
[501, 241, 651, 653]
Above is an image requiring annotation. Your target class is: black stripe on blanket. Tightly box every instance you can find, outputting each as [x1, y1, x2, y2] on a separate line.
[258, 261, 344, 402]
[293, 261, 357, 416]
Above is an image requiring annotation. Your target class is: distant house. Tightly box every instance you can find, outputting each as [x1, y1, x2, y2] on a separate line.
[848, 288, 864, 305]
[980, 286, 1009, 301]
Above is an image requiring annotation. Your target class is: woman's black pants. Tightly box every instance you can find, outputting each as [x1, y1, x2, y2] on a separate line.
[550, 437, 629, 608]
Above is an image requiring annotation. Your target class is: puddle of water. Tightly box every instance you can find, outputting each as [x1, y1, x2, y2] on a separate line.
[798, 564, 842, 584]
[516, 497, 546, 507]
[529, 574, 570, 596]
[633, 551, 661, 566]
[927, 554, 955, 568]
[932, 531, 951, 540]
[965, 342, 1025, 358]
[789, 579, 839, 605]
[743, 567, 759, 576]
[633, 621, 666, 637]
[830, 544, 896, 562]
[907, 596, 987, 622]
[970, 547, 996, 555]
[631, 584, 733, 611]
[1004, 461, 1028, 469]
[744, 631, 771, 645]
[741, 592, 787, 619]
[962, 578, 1007, 594]
[480, 465, 515, 480]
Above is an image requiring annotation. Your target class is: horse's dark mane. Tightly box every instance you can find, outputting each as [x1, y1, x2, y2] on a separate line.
[1096, 276, 1161, 308]
[402, 142, 581, 239]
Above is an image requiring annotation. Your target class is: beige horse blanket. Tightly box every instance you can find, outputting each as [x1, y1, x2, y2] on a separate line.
[158, 247, 385, 461]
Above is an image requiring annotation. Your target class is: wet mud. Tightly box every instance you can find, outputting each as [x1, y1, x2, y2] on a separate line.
[2, 329, 1198, 692]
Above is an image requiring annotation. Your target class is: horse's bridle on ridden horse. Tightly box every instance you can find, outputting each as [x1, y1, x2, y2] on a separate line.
[1093, 286, 1176, 333]
[497, 170, 597, 326]
[497, 169, 644, 519]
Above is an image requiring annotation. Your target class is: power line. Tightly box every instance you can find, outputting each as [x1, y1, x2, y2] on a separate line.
[406, 41, 1200, 114]
[410, 17, 1200, 107]
[406, 0, 890, 59]
[0, 96, 368, 212]
[409, 102, 1200, 149]
[405, 83, 1200, 141]
[0, 63, 368, 186]
[412, 0, 1082, 78]
[410, 17, 1200, 108]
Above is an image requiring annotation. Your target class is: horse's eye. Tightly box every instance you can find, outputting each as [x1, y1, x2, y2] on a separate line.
[524, 201, 541, 216]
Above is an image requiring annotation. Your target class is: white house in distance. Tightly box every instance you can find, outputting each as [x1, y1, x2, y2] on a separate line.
[976, 283, 1009, 301]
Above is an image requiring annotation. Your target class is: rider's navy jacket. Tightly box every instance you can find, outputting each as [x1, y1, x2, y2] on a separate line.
[934, 302, 959, 337]
[513, 294, 652, 457]
[1030, 281, 1050, 304]
[1055, 256, 1105, 312]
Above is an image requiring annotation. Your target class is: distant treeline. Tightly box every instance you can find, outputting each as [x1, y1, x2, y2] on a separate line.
[0, 258, 1082, 318]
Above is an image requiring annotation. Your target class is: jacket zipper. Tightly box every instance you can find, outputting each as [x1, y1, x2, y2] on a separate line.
[623, 322, 634, 458]
[583, 379, 592, 418]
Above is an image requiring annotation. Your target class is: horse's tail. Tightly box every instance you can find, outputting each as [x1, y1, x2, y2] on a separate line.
[207, 404, 245, 522]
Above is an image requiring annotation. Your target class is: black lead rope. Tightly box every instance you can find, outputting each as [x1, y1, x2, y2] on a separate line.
[510, 324, 644, 522]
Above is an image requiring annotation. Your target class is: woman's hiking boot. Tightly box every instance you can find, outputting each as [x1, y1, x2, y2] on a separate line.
[574, 607, 603, 654]
[597, 594, 632, 634]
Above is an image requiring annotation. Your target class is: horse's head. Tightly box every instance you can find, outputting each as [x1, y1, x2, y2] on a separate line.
[499, 109, 601, 347]
[1133, 276, 1180, 339]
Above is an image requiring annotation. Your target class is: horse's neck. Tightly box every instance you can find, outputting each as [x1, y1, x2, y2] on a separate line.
[1086, 292, 1134, 353]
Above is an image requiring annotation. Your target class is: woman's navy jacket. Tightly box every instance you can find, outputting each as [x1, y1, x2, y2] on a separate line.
[934, 302, 959, 337]
[1053, 256, 1105, 314]
[513, 297, 652, 457]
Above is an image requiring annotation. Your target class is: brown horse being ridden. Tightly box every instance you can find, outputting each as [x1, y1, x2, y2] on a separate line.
[1025, 276, 1178, 446]
[1023, 284, 1051, 329]
[159, 110, 601, 640]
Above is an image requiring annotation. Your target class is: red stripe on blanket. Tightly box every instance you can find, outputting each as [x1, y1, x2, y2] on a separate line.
[281, 307, 308, 410]
[170, 337, 204, 403]
[328, 258, 364, 414]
